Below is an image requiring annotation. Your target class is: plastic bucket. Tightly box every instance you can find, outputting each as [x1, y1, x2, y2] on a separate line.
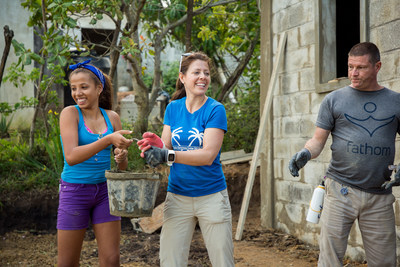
[105, 170, 160, 218]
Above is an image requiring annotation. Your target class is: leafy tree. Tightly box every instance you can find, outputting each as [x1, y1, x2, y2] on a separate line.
[188, 1, 260, 102]
[3, 0, 89, 151]
[73, 0, 258, 133]
[5, 0, 260, 140]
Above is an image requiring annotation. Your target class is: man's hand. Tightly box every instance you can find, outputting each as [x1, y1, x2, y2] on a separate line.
[288, 148, 311, 177]
[382, 165, 400, 189]
[144, 146, 168, 168]
[137, 132, 164, 157]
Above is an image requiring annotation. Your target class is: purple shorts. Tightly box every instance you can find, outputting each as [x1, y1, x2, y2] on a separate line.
[57, 179, 120, 230]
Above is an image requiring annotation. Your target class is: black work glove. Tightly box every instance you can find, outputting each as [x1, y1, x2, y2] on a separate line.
[382, 165, 400, 189]
[144, 146, 168, 168]
[288, 148, 311, 177]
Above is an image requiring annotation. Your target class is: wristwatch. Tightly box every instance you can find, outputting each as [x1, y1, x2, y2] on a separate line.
[167, 150, 175, 166]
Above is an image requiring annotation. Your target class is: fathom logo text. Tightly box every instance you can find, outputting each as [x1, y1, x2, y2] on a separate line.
[346, 141, 390, 156]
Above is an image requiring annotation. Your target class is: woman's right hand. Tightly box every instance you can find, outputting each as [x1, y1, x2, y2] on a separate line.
[109, 130, 134, 149]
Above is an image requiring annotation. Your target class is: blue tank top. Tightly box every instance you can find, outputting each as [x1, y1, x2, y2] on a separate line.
[61, 105, 114, 184]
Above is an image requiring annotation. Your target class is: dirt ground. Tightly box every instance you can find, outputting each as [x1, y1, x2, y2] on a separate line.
[0, 163, 366, 266]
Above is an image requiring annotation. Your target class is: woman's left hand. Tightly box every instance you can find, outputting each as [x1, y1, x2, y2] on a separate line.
[114, 147, 128, 163]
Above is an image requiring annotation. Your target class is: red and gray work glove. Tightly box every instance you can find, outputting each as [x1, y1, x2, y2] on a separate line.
[137, 132, 164, 158]
[144, 146, 168, 168]
[288, 148, 311, 177]
[382, 165, 400, 189]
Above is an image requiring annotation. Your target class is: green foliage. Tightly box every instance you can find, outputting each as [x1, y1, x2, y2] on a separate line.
[111, 120, 164, 172]
[156, 0, 261, 101]
[0, 110, 63, 192]
[0, 114, 14, 138]
[35, 110, 64, 177]
[0, 138, 59, 192]
[0, 97, 38, 116]
[183, 1, 260, 57]
[161, 61, 180, 97]
[142, 0, 186, 25]
[222, 87, 260, 153]
[141, 62, 179, 97]
[120, 36, 141, 57]
[110, 142, 148, 172]
[142, 72, 153, 89]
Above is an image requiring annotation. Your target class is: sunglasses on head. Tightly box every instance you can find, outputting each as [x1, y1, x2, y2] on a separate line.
[179, 53, 192, 73]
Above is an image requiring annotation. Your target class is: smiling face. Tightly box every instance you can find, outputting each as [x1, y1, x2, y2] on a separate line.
[179, 59, 210, 97]
[69, 71, 102, 108]
[348, 54, 381, 91]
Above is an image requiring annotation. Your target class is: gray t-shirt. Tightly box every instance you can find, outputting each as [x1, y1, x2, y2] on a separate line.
[316, 86, 400, 194]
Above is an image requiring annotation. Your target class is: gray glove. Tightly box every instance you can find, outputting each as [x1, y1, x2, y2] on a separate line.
[144, 146, 168, 168]
[382, 165, 400, 189]
[288, 148, 311, 177]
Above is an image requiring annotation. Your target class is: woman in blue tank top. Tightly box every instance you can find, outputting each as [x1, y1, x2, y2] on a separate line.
[57, 60, 133, 266]
[137, 52, 234, 266]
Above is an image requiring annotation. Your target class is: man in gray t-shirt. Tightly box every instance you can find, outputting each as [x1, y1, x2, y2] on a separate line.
[289, 42, 400, 266]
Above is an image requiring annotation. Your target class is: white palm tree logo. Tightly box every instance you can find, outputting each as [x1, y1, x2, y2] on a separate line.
[188, 128, 204, 146]
[172, 127, 183, 146]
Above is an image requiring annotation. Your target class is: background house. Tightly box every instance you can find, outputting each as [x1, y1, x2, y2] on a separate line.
[259, 0, 400, 262]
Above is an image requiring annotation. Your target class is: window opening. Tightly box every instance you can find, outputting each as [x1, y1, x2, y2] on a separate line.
[336, 0, 360, 78]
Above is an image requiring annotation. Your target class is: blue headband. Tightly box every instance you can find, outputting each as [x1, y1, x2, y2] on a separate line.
[69, 59, 105, 89]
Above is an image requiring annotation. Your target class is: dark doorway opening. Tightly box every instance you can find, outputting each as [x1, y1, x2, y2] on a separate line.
[336, 0, 360, 78]
[81, 28, 114, 55]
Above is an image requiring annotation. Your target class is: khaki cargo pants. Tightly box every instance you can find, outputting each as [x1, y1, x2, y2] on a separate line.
[318, 178, 396, 267]
[159, 189, 234, 267]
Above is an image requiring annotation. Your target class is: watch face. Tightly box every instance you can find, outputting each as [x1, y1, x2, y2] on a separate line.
[168, 153, 175, 161]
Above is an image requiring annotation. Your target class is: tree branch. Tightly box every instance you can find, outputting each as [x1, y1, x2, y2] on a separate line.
[160, 0, 240, 39]
[0, 25, 14, 87]
[185, 0, 194, 52]
[217, 29, 260, 102]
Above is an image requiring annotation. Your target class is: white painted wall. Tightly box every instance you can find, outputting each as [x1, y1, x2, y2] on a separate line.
[0, 0, 35, 129]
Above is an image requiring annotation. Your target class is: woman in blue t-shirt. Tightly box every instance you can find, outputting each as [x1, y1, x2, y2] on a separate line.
[138, 52, 234, 266]
[58, 60, 133, 266]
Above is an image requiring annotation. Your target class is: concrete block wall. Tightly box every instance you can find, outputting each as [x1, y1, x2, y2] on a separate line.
[369, 0, 400, 260]
[271, 0, 325, 248]
[269, 0, 400, 262]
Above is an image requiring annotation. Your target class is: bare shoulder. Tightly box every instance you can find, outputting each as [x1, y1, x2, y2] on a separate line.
[105, 109, 120, 120]
[60, 105, 78, 118]
[105, 110, 122, 130]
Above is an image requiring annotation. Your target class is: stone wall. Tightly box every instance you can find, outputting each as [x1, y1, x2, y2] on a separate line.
[265, 0, 400, 262]
[369, 0, 400, 261]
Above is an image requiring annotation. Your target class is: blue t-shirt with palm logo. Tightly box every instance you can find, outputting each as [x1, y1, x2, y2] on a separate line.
[164, 97, 228, 197]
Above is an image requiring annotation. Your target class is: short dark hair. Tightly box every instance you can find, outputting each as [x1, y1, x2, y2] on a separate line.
[348, 42, 380, 64]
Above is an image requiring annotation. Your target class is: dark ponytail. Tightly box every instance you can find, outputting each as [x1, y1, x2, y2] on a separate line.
[172, 78, 186, 100]
[99, 72, 113, 110]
